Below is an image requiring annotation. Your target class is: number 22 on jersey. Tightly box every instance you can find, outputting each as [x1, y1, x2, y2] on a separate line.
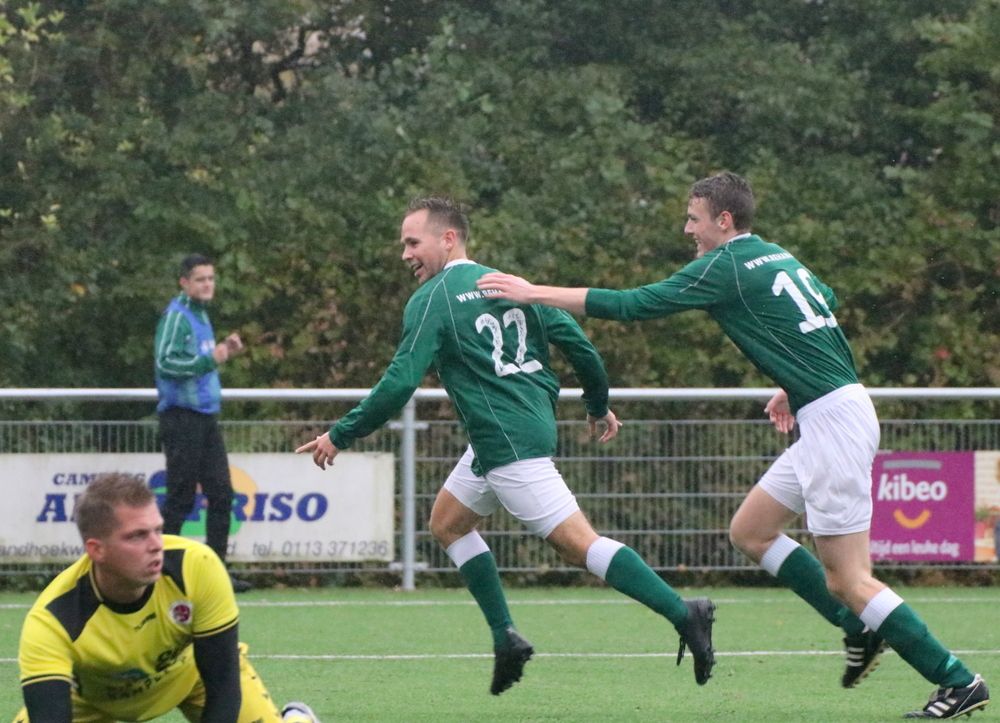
[771, 268, 838, 333]
[475, 308, 543, 377]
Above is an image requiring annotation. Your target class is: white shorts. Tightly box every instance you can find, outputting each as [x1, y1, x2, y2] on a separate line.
[443, 446, 580, 538]
[757, 384, 880, 536]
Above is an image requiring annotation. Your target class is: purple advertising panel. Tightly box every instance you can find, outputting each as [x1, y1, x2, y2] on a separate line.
[870, 451, 975, 562]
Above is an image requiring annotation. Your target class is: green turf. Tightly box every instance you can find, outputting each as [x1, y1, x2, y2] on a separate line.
[1, 586, 996, 721]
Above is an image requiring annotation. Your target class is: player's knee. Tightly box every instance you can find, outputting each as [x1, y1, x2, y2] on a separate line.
[205, 489, 233, 507]
[163, 490, 197, 510]
[427, 515, 448, 544]
[728, 522, 773, 562]
[428, 514, 468, 546]
[728, 519, 752, 554]
[824, 573, 853, 604]
[827, 570, 879, 608]
[545, 523, 596, 569]
[552, 542, 587, 568]
[825, 578, 847, 603]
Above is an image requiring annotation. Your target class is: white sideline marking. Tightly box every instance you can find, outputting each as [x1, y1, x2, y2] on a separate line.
[255, 648, 1000, 662]
[3, 649, 999, 665]
[0, 595, 993, 611]
[239, 596, 997, 608]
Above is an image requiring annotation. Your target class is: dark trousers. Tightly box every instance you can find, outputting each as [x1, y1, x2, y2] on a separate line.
[158, 407, 233, 563]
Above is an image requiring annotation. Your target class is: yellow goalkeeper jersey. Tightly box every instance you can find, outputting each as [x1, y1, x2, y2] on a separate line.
[17, 535, 238, 721]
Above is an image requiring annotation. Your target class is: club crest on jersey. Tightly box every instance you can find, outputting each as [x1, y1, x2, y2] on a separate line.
[169, 600, 194, 625]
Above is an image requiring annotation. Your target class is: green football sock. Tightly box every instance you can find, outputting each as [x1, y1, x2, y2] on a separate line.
[876, 603, 973, 688]
[776, 546, 865, 635]
[604, 546, 688, 627]
[459, 551, 513, 648]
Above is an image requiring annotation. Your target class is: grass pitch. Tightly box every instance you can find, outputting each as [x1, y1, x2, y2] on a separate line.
[1, 586, 996, 721]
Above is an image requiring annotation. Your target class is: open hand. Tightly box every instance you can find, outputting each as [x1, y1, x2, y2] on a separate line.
[476, 272, 537, 303]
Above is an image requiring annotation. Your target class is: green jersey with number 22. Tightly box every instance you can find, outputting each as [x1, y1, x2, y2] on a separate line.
[585, 235, 858, 413]
[330, 260, 610, 476]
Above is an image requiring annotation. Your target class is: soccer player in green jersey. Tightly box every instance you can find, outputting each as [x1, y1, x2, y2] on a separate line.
[477, 172, 989, 719]
[297, 197, 716, 695]
[15, 473, 318, 723]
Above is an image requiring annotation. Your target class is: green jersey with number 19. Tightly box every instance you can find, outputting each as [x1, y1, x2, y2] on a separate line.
[330, 260, 610, 476]
[585, 234, 858, 413]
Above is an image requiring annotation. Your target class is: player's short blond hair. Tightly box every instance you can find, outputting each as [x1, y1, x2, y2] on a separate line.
[75, 473, 156, 541]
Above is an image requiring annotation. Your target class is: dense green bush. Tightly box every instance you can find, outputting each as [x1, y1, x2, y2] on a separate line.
[1, 0, 997, 420]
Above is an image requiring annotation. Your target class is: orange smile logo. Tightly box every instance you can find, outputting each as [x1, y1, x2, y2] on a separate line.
[892, 509, 932, 529]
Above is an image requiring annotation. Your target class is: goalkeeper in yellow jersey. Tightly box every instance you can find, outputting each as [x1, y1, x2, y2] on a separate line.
[14, 473, 319, 723]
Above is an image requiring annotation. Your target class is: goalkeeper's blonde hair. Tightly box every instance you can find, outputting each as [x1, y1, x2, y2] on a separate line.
[75, 472, 156, 540]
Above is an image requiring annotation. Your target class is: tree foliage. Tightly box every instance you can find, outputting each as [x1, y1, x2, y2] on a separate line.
[1, 0, 997, 418]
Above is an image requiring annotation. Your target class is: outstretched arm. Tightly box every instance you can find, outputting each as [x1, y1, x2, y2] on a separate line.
[477, 273, 589, 315]
[295, 291, 443, 463]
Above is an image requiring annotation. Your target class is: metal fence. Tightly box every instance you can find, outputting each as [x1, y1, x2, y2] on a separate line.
[2, 387, 999, 585]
